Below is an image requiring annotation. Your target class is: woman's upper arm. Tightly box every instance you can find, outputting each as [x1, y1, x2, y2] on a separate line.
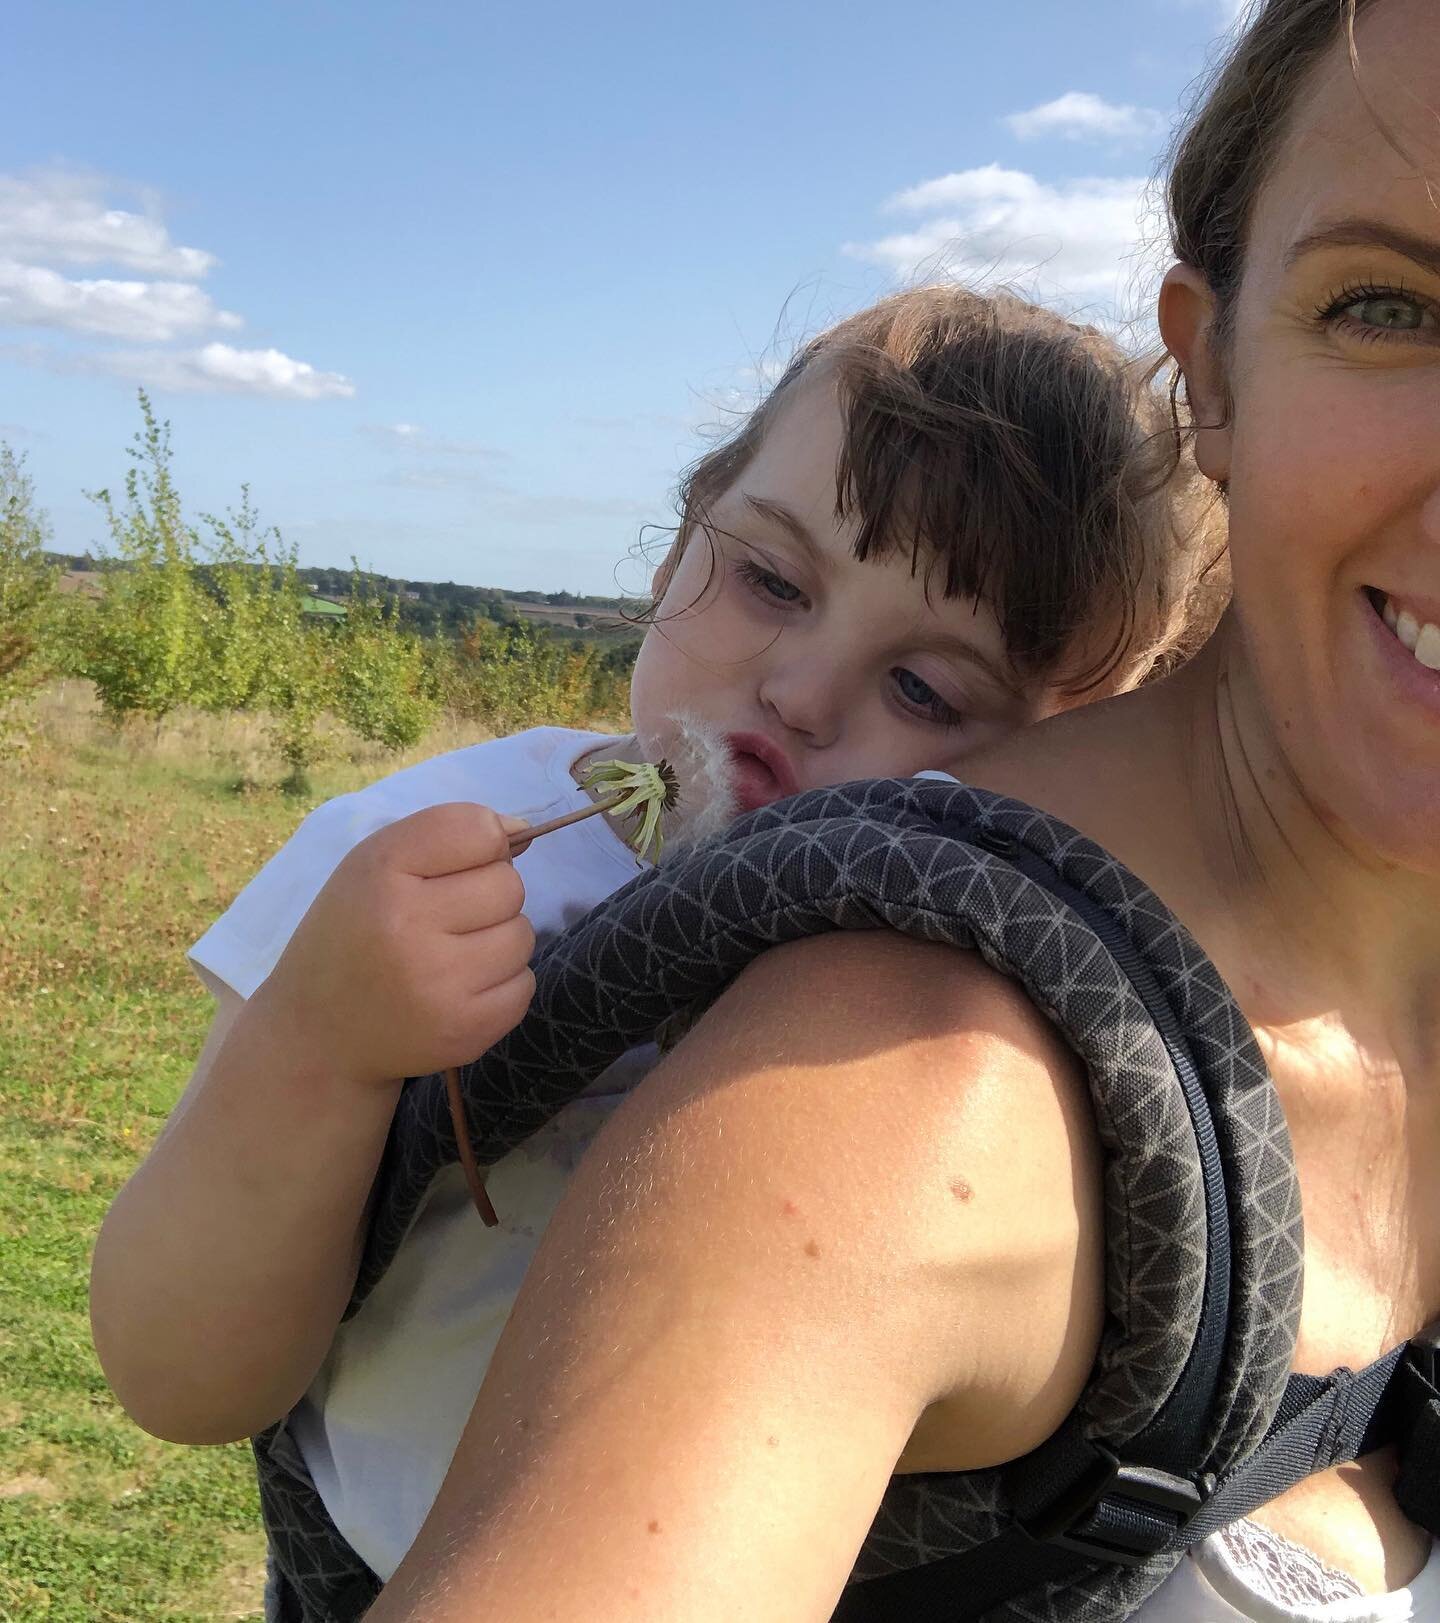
[370, 931, 1106, 1623]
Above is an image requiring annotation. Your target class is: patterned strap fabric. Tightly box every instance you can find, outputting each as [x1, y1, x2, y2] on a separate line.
[254, 779, 1304, 1623]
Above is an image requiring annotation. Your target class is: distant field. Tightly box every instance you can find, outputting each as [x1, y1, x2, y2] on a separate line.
[0, 684, 495, 1621]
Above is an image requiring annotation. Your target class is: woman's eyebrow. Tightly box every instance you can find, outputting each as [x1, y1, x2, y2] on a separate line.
[1286, 217, 1440, 278]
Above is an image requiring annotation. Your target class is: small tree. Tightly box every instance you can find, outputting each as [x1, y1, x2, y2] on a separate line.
[197, 488, 297, 713]
[332, 567, 437, 751]
[0, 444, 59, 734]
[265, 630, 338, 795]
[83, 393, 208, 726]
[438, 616, 617, 734]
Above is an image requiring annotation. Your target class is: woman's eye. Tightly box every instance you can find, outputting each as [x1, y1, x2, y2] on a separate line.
[736, 559, 802, 604]
[893, 667, 964, 726]
[1346, 295, 1430, 331]
[1325, 287, 1440, 339]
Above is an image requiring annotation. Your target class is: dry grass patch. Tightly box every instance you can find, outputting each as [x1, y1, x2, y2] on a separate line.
[0, 682, 506, 1618]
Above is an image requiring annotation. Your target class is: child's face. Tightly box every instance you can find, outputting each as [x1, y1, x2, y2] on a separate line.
[629, 378, 1085, 815]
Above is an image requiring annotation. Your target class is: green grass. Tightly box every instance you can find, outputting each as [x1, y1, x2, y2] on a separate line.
[0, 684, 501, 1620]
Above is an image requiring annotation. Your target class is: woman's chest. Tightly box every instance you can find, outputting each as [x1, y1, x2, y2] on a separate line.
[1259, 1022, 1439, 1370]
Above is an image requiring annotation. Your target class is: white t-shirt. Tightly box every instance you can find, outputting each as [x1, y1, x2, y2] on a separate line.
[191, 727, 657, 1579]
[190, 735, 1435, 1610]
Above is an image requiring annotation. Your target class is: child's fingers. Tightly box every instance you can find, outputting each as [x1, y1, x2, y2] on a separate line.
[429, 862, 528, 935]
[372, 803, 530, 879]
[465, 964, 537, 1045]
[461, 915, 536, 984]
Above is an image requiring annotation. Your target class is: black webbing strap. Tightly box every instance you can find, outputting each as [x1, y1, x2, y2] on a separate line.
[1180, 1348, 1406, 1544]
[1390, 1324, 1440, 1537]
[835, 1331, 1439, 1622]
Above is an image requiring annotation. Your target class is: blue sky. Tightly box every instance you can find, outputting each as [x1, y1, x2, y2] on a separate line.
[5, 0, 1243, 595]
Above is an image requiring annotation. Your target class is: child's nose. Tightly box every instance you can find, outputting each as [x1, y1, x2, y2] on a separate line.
[756, 658, 846, 749]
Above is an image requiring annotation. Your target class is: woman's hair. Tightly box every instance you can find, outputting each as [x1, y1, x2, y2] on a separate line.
[1168, 0, 1373, 352]
[661, 286, 1226, 696]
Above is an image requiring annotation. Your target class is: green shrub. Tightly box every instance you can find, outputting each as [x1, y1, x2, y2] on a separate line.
[0, 444, 61, 732]
[438, 617, 634, 734]
[82, 395, 209, 726]
[332, 570, 437, 752]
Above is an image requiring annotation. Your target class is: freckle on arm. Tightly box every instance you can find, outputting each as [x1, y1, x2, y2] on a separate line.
[950, 1177, 974, 1203]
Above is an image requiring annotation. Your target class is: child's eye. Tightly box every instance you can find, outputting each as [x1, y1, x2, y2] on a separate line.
[1318, 283, 1440, 342]
[893, 667, 965, 727]
[734, 558, 804, 605]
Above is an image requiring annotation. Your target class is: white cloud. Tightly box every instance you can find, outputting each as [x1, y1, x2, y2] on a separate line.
[149, 343, 354, 399]
[0, 169, 352, 399]
[1005, 92, 1164, 145]
[73, 342, 355, 400]
[0, 171, 216, 277]
[846, 163, 1159, 328]
[0, 259, 241, 341]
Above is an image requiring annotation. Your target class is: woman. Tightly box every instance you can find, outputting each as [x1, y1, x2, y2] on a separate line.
[367, 0, 1440, 1616]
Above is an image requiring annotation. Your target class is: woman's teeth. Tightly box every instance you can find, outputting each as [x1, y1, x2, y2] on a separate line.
[1380, 594, 1440, 670]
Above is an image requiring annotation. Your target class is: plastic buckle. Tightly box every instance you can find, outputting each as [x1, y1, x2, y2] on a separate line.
[1019, 1444, 1207, 1568]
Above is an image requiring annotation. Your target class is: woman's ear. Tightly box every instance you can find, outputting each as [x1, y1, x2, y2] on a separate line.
[1158, 264, 1232, 487]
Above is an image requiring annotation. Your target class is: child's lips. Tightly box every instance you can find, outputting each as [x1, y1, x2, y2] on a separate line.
[726, 732, 799, 811]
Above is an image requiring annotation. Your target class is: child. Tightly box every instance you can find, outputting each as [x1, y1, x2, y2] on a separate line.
[90, 286, 1223, 1593]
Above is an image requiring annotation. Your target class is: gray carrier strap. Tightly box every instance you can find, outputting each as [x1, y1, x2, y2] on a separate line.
[258, 778, 1314, 1623]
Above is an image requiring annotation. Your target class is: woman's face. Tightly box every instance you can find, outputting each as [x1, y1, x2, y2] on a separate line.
[1174, 0, 1440, 872]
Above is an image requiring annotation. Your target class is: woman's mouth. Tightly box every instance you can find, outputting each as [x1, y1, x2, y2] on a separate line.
[1373, 589, 1440, 671]
[1364, 587, 1440, 718]
[725, 732, 800, 812]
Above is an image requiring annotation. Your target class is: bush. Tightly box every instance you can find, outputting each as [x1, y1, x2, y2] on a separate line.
[82, 394, 209, 726]
[332, 570, 438, 752]
[13, 394, 636, 777]
[0, 445, 60, 724]
[437, 618, 633, 734]
[195, 488, 294, 713]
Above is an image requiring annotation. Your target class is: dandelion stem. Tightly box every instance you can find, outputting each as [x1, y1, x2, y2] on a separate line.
[506, 790, 628, 852]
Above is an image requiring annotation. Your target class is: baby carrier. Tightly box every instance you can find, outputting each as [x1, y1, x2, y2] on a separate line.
[253, 778, 1440, 1622]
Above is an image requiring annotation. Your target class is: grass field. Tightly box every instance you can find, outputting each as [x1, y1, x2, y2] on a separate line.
[0, 684, 495, 1621]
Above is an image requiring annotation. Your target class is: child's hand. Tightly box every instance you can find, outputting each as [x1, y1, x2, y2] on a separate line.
[253, 803, 537, 1089]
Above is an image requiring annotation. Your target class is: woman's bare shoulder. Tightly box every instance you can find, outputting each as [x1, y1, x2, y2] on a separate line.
[368, 931, 1107, 1623]
[565, 929, 1108, 1456]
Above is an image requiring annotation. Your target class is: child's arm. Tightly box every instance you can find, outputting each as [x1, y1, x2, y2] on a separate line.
[90, 802, 535, 1446]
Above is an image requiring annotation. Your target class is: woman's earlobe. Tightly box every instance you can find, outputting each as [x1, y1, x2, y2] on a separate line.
[1158, 264, 1233, 486]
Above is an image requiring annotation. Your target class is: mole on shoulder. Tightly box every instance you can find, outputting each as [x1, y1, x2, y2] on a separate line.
[804, 1238, 822, 1259]
[647, 1519, 662, 1534]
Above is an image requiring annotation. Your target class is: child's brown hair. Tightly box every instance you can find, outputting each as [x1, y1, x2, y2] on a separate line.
[663, 285, 1225, 695]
